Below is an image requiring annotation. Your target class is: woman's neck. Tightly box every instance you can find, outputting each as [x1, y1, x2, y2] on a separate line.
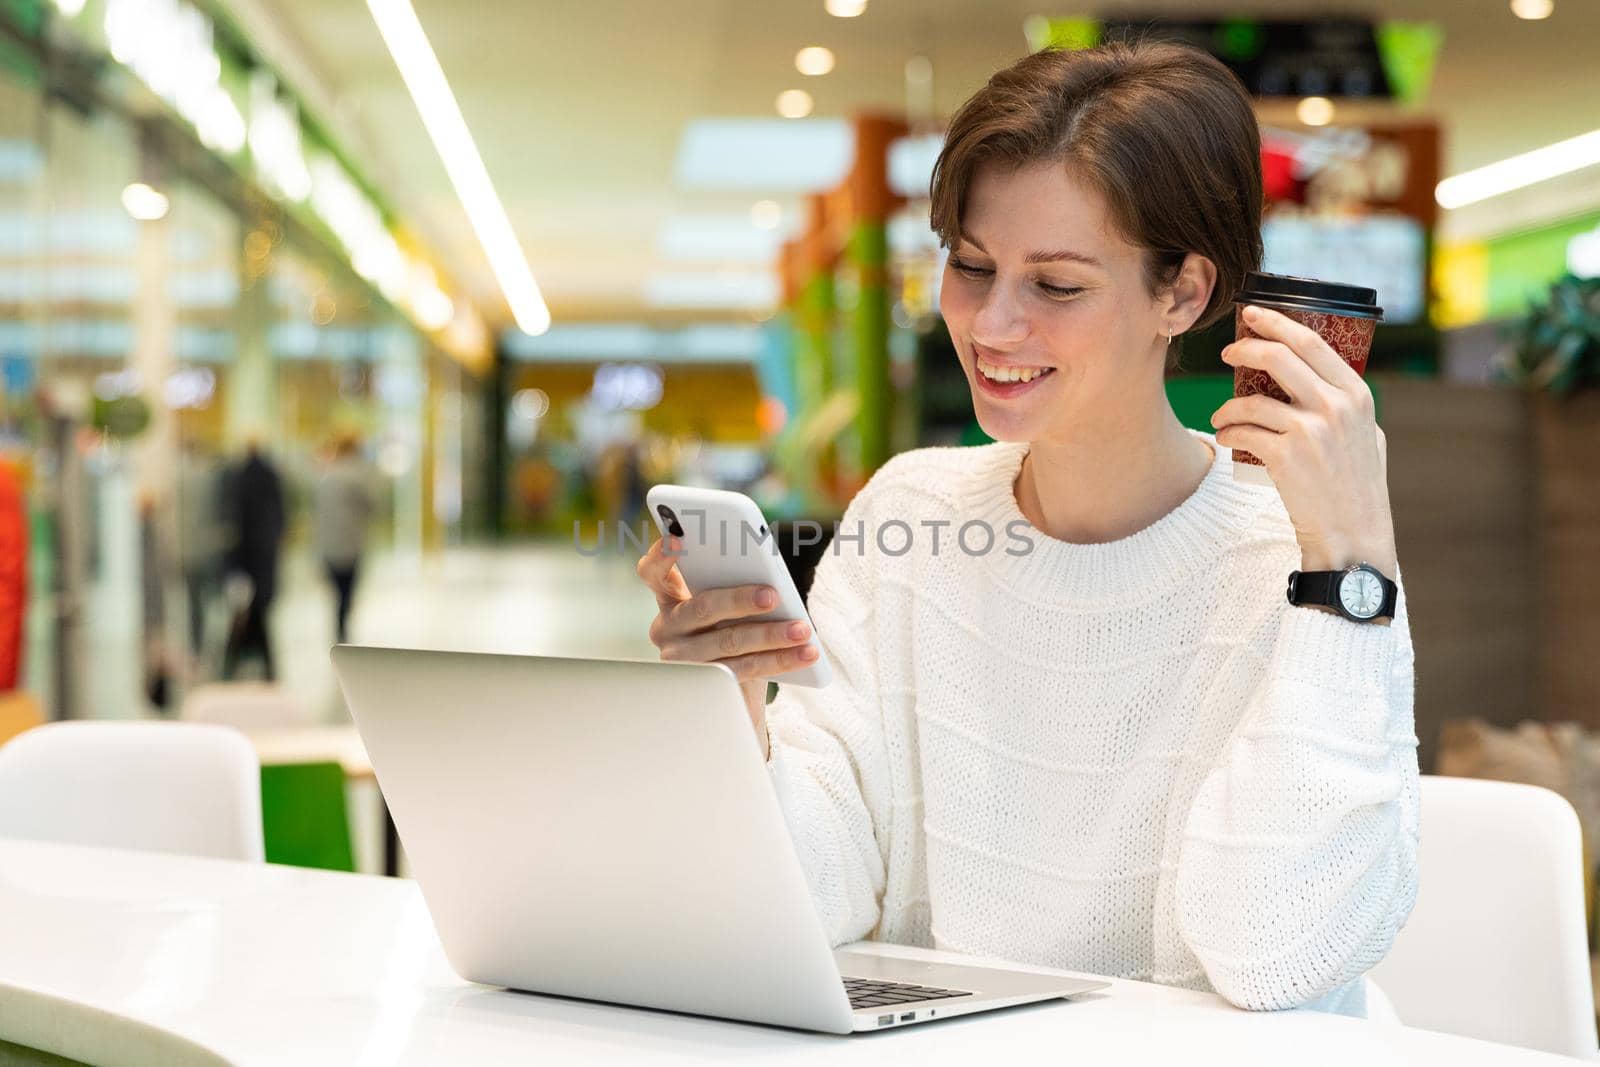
[1014, 408, 1215, 545]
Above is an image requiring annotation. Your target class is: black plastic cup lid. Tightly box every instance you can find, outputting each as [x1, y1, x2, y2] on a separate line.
[1234, 271, 1383, 321]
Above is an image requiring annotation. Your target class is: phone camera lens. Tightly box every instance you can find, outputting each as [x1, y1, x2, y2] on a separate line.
[657, 504, 685, 539]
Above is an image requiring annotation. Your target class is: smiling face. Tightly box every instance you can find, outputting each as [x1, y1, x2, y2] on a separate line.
[938, 161, 1174, 446]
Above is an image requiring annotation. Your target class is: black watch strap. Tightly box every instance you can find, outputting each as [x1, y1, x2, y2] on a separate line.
[1287, 566, 1398, 621]
[1287, 570, 1337, 609]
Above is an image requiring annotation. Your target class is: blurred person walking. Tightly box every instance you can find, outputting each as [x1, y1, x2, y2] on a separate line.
[314, 434, 374, 645]
[137, 489, 175, 711]
[177, 442, 228, 667]
[221, 441, 286, 681]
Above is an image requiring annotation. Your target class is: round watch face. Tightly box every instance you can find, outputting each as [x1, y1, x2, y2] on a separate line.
[1339, 568, 1386, 619]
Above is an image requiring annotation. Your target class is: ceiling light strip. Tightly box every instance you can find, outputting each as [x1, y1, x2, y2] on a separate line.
[366, 0, 551, 335]
[1436, 128, 1600, 210]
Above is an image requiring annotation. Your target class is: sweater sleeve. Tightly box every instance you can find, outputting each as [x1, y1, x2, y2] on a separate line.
[1175, 568, 1420, 1011]
[764, 528, 895, 947]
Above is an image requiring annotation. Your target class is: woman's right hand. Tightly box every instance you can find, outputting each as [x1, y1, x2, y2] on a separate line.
[636, 535, 819, 755]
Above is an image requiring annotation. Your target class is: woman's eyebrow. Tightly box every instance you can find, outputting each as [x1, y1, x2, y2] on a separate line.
[1025, 248, 1102, 268]
[956, 232, 1101, 269]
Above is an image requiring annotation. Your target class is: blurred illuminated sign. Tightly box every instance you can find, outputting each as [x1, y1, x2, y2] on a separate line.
[1259, 124, 1439, 325]
[888, 134, 943, 199]
[248, 72, 313, 203]
[1433, 241, 1489, 330]
[1263, 215, 1425, 323]
[675, 119, 852, 191]
[1569, 225, 1600, 279]
[504, 324, 762, 364]
[308, 156, 406, 301]
[163, 367, 216, 409]
[52, 0, 481, 364]
[590, 363, 663, 412]
[103, 0, 246, 153]
[1024, 16, 1441, 103]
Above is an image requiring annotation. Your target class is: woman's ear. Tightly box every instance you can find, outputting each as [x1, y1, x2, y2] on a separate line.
[1165, 253, 1217, 333]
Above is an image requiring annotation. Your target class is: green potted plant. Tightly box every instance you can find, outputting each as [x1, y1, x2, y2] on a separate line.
[91, 393, 152, 439]
[1497, 273, 1600, 395]
[1498, 272, 1600, 726]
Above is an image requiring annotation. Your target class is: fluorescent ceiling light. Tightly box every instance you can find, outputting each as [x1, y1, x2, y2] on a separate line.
[776, 90, 814, 119]
[826, 0, 866, 16]
[121, 182, 169, 221]
[1436, 128, 1600, 209]
[796, 47, 835, 76]
[1296, 96, 1335, 127]
[367, 0, 550, 335]
[675, 119, 851, 190]
[1511, 0, 1553, 18]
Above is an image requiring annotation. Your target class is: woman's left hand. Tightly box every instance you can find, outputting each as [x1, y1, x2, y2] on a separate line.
[1211, 304, 1398, 577]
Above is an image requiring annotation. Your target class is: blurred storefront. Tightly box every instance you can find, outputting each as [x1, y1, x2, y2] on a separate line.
[499, 326, 767, 537]
[0, 0, 489, 717]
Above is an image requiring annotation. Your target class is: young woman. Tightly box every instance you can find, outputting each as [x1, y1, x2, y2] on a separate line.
[637, 40, 1416, 1015]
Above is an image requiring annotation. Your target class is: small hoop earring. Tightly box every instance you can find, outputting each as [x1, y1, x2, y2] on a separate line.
[1166, 328, 1173, 347]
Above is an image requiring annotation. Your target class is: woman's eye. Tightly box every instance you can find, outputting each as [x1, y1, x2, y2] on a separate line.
[949, 257, 993, 278]
[1038, 282, 1083, 299]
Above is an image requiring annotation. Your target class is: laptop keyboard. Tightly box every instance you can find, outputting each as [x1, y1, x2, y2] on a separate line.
[842, 975, 974, 1009]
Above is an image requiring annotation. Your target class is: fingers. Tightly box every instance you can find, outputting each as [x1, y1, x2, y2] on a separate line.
[666, 582, 778, 633]
[635, 536, 691, 609]
[661, 618, 812, 666]
[1222, 337, 1327, 406]
[1237, 305, 1365, 393]
[1214, 424, 1284, 466]
[714, 640, 822, 684]
[1211, 394, 1303, 435]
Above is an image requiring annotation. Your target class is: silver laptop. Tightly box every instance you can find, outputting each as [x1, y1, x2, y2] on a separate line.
[332, 646, 1107, 1033]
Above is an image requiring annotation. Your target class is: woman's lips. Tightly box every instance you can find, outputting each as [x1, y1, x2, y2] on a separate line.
[972, 349, 1057, 400]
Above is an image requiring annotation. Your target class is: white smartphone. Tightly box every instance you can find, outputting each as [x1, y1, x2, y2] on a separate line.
[645, 484, 832, 688]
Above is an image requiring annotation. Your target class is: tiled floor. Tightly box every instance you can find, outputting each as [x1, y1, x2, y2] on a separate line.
[77, 541, 659, 726]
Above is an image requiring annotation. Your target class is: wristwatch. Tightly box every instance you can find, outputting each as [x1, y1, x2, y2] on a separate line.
[1287, 562, 1397, 623]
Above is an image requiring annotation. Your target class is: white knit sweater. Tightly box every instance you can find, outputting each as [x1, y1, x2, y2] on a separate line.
[765, 430, 1419, 1013]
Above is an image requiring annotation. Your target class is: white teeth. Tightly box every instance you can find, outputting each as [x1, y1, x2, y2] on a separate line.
[977, 358, 1053, 384]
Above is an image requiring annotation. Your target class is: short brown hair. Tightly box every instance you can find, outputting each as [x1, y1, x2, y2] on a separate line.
[930, 40, 1263, 336]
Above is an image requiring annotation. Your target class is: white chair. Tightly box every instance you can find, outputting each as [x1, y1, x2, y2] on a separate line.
[182, 682, 312, 731]
[0, 721, 264, 862]
[1369, 775, 1597, 1058]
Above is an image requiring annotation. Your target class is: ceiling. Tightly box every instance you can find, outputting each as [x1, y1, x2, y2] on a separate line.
[223, 0, 1600, 330]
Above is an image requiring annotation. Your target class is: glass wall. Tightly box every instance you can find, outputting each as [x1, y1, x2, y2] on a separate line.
[0, 59, 49, 711]
[0, 46, 475, 718]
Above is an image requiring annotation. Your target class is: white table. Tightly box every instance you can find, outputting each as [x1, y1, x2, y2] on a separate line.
[0, 838, 1570, 1067]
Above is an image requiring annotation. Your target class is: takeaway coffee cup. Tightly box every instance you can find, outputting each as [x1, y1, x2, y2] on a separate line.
[1229, 271, 1384, 486]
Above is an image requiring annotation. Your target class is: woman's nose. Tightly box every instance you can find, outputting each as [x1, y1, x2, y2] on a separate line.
[970, 283, 1028, 349]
